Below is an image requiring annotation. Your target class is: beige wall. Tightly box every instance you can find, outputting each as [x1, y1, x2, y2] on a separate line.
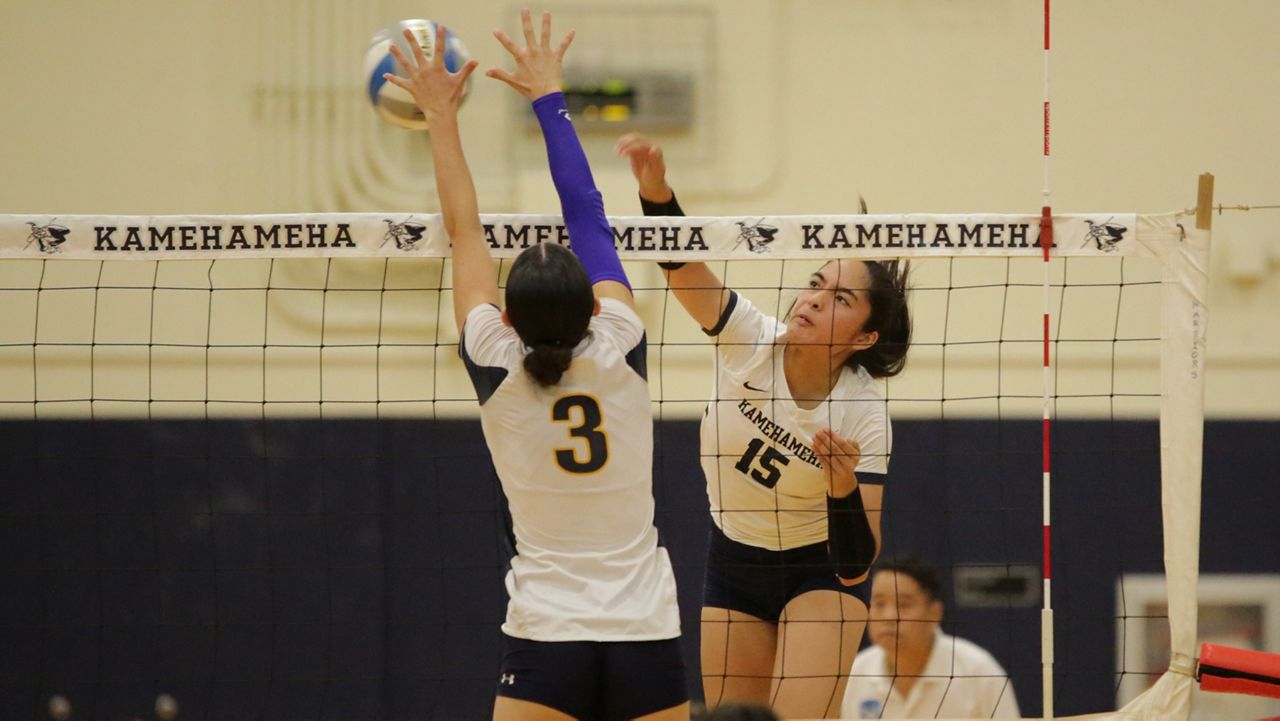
[1, 0, 1276, 418]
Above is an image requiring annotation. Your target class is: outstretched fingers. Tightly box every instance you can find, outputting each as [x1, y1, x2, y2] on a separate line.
[419, 27, 437, 68]
[485, 67, 527, 95]
[386, 43, 412, 76]
[386, 26, 435, 77]
[492, 28, 522, 59]
[521, 8, 537, 48]
[490, 10, 571, 100]
[381, 71, 412, 92]
[381, 29, 476, 110]
[455, 58, 480, 85]
[555, 28, 575, 61]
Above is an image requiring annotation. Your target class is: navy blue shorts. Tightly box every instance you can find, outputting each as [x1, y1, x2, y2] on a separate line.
[703, 523, 868, 621]
[496, 634, 688, 720]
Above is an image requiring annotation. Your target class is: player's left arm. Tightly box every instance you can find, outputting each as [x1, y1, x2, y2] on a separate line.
[488, 10, 633, 310]
[814, 428, 883, 585]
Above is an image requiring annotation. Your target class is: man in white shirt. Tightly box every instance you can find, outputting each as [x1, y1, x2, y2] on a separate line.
[841, 559, 1021, 719]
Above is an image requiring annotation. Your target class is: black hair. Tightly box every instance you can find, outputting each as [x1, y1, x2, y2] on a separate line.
[876, 556, 942, 602]
[504, 243, 595, 387]
[845, 259, 911, 378]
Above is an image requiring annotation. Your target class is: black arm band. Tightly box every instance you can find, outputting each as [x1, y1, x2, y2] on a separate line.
[642, 192, 687, 269]
[827, 486, 877, 581]
[639, 192, 685, 217]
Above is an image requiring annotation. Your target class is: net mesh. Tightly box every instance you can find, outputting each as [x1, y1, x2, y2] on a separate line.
[0, 232, 1193, 720]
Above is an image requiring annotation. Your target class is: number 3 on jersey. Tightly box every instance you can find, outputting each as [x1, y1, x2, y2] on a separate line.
[552, 394, 608, 473]
[735, 437, 790, 488]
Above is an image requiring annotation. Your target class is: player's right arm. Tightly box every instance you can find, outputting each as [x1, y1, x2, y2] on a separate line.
[615, 132, 730, 331]
[383, 25, 497, 334]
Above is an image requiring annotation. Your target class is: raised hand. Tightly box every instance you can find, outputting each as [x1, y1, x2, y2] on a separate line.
[813, 429, 862, 497]
[614, 132, 672, 203]
[486, 9, 574, 101]
[382, 25, 479, 126]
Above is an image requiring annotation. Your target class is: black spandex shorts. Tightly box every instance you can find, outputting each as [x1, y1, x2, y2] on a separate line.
[495, 634, 687, 720]
[703, 523, 868, 621]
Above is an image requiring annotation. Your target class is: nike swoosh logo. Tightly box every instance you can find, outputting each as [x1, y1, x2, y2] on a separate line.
[558, 108, 571, 121]
[743, 381, 767, 393]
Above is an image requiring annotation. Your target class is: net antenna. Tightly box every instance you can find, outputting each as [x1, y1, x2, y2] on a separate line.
[1040, 3, 1056, 716]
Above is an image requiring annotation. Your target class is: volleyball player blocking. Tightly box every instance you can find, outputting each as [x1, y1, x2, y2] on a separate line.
[617, 134, 912, 718]
[384, 12, 688, 721]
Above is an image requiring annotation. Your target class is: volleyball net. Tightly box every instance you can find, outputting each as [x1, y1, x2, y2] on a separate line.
[0, 211, 1207, 720]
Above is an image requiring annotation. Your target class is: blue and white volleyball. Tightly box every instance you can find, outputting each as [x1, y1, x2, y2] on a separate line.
[363, 19, 471, 130]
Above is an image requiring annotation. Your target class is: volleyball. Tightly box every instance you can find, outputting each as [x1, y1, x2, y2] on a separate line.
[363, 19, 471, 130]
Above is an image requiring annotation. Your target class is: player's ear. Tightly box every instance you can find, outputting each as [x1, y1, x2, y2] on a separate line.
[500, 309, 512, 327]
[592, 298, 602, 316]
[853, 329, 879, 350]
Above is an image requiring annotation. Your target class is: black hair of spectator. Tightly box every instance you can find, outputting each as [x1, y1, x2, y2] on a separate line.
[876, 557, 943, 602]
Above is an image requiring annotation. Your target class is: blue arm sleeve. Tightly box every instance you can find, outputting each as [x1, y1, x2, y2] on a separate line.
[532, 92, 629, 289]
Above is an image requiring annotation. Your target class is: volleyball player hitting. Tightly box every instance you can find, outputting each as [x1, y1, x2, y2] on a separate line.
[383, 13, 688, 721]
[616, 133, 911, 718]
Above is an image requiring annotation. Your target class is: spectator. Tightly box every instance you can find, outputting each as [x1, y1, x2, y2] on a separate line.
[841, 559, 1020, 719]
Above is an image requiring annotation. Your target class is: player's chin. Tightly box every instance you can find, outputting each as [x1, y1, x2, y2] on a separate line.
[785, 322, 833, 347]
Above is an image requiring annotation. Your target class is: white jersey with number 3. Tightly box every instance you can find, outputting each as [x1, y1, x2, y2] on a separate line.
[702, 292, 891, 551]
[461, 299, 680, 642]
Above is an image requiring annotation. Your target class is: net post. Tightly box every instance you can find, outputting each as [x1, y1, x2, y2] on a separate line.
[1196, 172, 1215, 230]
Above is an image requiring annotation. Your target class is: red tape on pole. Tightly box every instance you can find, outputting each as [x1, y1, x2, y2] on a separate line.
[1198, 643, 1280, 700]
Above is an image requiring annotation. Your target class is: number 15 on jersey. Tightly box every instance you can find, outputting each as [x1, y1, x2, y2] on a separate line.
[735, 437, 790, 488]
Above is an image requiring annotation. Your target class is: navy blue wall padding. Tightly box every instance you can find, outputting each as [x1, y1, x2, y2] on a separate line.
[1, 419, 1276, 720]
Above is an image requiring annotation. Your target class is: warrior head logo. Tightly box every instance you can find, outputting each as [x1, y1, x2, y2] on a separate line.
[381, 217, 428, 251]
[734, 218, 780, 254]
[1084, 218, 1127, 252]
[25, 220, 71, 254]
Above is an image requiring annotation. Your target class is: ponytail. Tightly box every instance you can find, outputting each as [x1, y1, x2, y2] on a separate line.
[506, 243, 595, 387]
[845, 259, 912, 378]
[522, 342, 575, 387]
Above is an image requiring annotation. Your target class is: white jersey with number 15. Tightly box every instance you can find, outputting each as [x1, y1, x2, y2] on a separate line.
[700, 292, 891, 552]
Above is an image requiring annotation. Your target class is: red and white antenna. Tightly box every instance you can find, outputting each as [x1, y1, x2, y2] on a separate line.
[1039, 0, 1056, 718]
